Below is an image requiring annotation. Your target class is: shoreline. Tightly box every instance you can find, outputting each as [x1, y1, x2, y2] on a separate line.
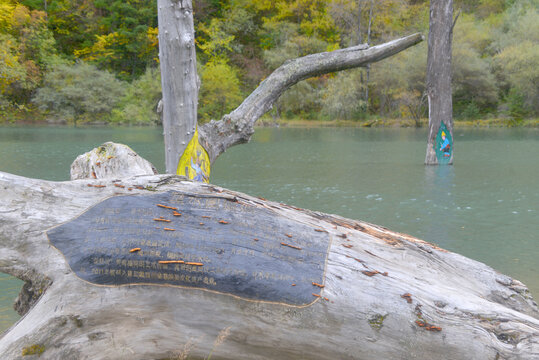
[259, 118, 539, 128]
[1, 118, 538, 128]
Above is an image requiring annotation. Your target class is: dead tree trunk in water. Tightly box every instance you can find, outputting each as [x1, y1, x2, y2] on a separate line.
[0, 145, 538, 359]
[158, 0, 198, 174]
[425, 0, 455, 165]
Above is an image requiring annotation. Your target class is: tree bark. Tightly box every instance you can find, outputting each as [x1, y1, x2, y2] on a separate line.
[158, 0, 198, 174]
[364, 0, 374, 110]
[357, 0, 363, 45]
[425, 0, 454, 165]
[0, 166, 538, 359]
[199, 33, 424, 164]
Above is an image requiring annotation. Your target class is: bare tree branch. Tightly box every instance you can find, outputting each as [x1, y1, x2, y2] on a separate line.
[199, 33, 424, 164]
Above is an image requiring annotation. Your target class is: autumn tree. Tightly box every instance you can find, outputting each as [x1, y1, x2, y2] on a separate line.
[0, 2, 64, 120]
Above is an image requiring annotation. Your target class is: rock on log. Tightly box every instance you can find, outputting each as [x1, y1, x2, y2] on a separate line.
[0, 147, 538, 359]
[70, 142, 157, 180]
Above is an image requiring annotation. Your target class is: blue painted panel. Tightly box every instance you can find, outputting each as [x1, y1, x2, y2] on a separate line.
[435, 123, 452, 164]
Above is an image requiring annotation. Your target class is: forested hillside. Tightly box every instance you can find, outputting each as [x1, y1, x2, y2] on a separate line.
[1, 0, 537, 125]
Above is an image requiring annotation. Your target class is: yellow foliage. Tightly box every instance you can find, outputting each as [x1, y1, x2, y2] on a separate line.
[145, 27, 159, 63]
[0, 0, 15, 33]
[147, 27, 158, 49]
[197, 20, 235, 59]
[11, 4, 31, 30]
[74, 32, 127, 61]
[249, 0, 274, 11]
[0, 34, 24, 94]
[326, 42, 340, 52]
[259, 0, 341, 44]
[199, 59, 243, 121]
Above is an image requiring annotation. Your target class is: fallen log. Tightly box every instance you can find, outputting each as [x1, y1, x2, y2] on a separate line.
[0, 145, 538, 359]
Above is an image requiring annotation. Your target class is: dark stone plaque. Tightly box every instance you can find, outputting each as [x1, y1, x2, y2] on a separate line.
[47, 191, 331, 306]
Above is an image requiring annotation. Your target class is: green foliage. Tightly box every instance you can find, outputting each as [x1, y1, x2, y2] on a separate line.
[78, 0, 158, 80]
[492, 5, 539, 116]
[458, 101, 481, 120]
[33, 61, 125, 123]
[1, 0, 538, 123]
[452, 43, 498, 117]
[21, 0, 100, 56]
[495, 41, 539, 115]
[0, 2, 60, 105]
[276, 79, 321, 120]
[320, 70, 366, 120]
[198, 59, 243, 121]
[19, 0, 158, 80]
[505, 88, 529, 121]
[111, 66, 162, 125]
[370, 42, 427, 118]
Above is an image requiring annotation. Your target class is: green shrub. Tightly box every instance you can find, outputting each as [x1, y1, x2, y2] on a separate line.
[198, 59, 243, 121]
[33, 61, 125, 124]
[111, 66, 162, 125]
[506, 88, 529, 121]
[320, 70, 366, 120]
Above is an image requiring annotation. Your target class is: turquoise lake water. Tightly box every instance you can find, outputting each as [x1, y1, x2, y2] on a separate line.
[0, 126, 537, 333]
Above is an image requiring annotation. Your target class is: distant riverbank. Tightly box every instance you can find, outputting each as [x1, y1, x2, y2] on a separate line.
[259, 118, 539, 128]
[2, 116, 538, 129]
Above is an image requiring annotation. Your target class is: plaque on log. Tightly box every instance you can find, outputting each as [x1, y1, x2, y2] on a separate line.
[47, 191, 331, 306]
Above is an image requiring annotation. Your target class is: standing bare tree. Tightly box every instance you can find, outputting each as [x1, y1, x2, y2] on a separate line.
[425, 0, 456, 165]
[158, 0, 199, 175]
[158, 0, 423, 180]
[364, 0, 374, 108]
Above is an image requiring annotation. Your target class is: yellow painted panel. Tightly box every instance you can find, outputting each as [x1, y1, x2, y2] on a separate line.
[176, 127, 210, 183]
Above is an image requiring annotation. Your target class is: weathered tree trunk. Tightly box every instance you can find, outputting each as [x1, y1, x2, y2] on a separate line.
[0, 147, 538, 359]
[357, 0, 363, 45]
[158, 0, 198, 174]
[364, 0, 374, 108]
[199, 33, 424, 164]
[425, 0, 455, 165]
